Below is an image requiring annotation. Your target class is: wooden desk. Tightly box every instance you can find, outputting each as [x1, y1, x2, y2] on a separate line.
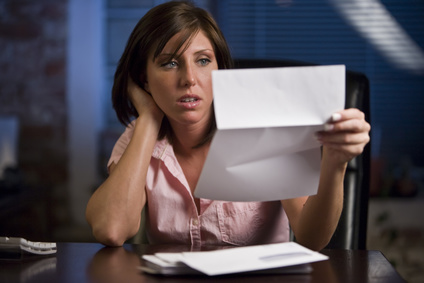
[0, 243, 405, 283]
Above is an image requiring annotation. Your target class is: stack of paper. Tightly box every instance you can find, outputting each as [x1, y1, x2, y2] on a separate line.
[195, 65, 345, 202]
[140, 242, 328, 276]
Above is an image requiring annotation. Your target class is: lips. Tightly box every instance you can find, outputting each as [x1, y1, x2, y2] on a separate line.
[178, 94, 200, 103]
[180, 97, 198, 103]
[177, 94, 201, 109]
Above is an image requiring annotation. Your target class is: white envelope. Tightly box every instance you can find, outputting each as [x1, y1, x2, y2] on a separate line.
[150, 242, 328, 276]
[194, 65, 345, 201]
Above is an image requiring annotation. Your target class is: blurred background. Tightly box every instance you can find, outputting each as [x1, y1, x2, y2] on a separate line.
[0, 0, 423, 281]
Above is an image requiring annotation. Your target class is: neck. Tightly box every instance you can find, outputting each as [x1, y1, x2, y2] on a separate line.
[171, 123, 211, 157]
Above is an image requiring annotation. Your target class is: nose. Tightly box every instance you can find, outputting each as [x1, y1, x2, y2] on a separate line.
[180, 62, 196, 87]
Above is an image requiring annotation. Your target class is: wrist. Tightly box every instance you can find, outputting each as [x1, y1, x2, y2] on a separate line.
[321, 147, 348, 172]
[135, 110, 163, 134]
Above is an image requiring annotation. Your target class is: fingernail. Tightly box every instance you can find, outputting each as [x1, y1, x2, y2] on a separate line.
[332, 113, 342, 122]
[324, 123, 334, 131]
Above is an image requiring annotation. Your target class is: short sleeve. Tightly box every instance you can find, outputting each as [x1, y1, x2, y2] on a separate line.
[107, 121, 136, 172]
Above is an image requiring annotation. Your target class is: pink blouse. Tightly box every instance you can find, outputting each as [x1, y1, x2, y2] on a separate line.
[108, 122, 290, 246]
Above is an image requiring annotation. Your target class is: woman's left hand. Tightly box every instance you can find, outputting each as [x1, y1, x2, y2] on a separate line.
[316, 108, 371, 165]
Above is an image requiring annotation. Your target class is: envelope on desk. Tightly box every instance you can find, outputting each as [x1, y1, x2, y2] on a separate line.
[141, 242, 328, 276]
[194, 65, 345, 201]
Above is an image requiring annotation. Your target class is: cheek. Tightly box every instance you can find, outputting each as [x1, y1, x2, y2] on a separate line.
[147, 73, 169, 97]
[150, 88, 165, 107]
[149, 82, 172, 110]
[202, 73, 214, 99]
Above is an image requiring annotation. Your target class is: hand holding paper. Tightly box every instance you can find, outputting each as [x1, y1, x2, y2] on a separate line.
[194, 65, 345, 201]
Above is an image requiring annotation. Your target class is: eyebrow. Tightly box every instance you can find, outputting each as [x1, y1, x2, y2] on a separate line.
[157, 48, 214, 59]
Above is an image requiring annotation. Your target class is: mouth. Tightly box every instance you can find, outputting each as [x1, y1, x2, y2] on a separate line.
[177, 94, 201, 109]
[178, 94, 201, 103]
[180, 97, 199, 103]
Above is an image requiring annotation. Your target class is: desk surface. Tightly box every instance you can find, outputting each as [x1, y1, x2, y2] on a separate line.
[0, 243, 405, 283]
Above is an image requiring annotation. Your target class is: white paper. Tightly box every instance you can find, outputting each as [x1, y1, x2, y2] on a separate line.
[195, 65, 345, 201]
[150, 242, 328, 276]
[141, 254, 202, 275]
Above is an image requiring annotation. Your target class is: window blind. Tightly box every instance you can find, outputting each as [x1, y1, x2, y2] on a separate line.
[215, 0, 424, 165]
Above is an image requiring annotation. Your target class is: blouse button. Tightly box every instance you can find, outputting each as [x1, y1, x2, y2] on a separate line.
[192, 219, 199, 226]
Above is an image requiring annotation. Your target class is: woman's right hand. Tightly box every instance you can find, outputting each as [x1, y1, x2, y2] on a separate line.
[127, 77, 164, 122]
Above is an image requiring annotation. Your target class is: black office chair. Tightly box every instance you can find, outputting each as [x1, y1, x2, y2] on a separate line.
[233, 59, 371, 250]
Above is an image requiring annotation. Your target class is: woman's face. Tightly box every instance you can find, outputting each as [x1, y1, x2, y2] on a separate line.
[144, 30, 218, 131]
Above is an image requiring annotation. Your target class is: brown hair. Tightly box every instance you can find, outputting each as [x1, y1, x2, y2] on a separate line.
[112, 1, 233, 144]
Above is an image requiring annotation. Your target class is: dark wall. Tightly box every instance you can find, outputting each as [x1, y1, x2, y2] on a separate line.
[0, 0, 69, 239]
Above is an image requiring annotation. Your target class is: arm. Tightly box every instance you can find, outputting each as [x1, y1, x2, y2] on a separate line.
[85, 80, 163, 246]
[282, 108, 370, 251]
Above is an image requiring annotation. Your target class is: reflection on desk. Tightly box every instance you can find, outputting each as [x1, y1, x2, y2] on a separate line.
[0, 243, 406, 283]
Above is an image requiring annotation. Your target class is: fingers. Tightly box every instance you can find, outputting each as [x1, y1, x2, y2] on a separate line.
[316, 108, 371, 163]
[127, 77, 146, 101]
[322, 108, 370, 133]
[330, 108, 365, 121]
[126, 76, 163, 120]
[323, 118, 370, 135]
[127, 81, 147, 113]
[318, 129, 369, 144]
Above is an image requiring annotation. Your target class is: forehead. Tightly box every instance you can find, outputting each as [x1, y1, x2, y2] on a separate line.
[156, 30, 214, 58]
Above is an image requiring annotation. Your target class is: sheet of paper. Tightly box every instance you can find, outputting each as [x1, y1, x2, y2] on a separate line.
[141, 254, 202, 275]
[195, 65, 345, 201]
[153, 242, 328, 276]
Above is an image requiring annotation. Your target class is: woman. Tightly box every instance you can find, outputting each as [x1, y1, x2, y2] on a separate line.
[86, 1, 371, 250]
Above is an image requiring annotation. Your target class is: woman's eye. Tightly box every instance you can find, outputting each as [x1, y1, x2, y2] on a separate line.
[162, 61, 178, 68]
[198, 58, 211, 66]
